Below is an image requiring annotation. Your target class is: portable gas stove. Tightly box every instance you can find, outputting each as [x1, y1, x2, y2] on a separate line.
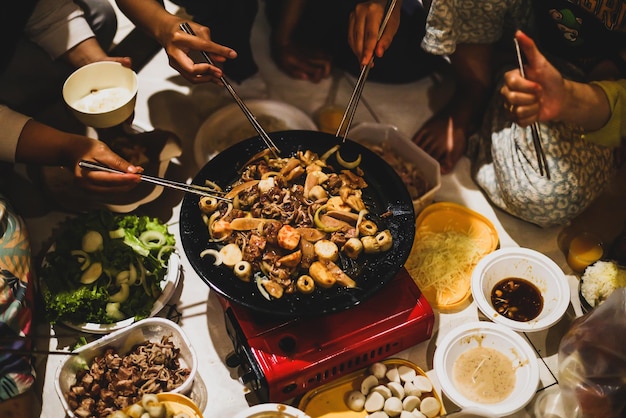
[219, 267, 434, 403]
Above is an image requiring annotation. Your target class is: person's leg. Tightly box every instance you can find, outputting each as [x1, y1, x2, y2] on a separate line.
[172, 0, 259, 83]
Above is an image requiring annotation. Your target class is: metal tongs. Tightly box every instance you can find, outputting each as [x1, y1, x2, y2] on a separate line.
[179, 22, 280, 158]
[336, 0, 397, 141]
[513, 38, 550, 179]
[78, 160, 231, 201]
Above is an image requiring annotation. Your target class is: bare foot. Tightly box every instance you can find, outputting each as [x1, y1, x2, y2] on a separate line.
[412, 95, 481, 174]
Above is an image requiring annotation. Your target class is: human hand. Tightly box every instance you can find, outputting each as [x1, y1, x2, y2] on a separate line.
[348, 0, 401, 68]
[500, 30, 566, 126]
[271, 43, 331, 82]
[72, 138, 143, 193]
[159, 19, 237, 84]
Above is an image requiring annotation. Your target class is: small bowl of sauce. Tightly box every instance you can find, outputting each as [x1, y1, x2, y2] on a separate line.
[471, 247, 570, 332]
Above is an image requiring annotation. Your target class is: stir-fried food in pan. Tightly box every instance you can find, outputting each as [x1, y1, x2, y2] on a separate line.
[197, 145, 393, 300]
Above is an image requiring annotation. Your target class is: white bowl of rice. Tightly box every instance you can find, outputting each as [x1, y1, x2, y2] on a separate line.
[580, 260, 626, 311]
[63, 61, 138, 128]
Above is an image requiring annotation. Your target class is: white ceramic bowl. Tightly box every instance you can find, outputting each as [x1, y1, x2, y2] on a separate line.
[55, 317, 197, 418]
[63, 61, 138, 128]
[471, 247, 570, 332]
[433, 321, 540, 416]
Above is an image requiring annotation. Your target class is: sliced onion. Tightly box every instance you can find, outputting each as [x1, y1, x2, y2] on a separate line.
[139, 230, 166, 249]
[157, 245, 175, 264]
[320, 144, 340, 162]
[200, 248, 222, 266]
[355, 209, 369, 238]
[336, 148, 362, 169]
[255, 275, 272, 301]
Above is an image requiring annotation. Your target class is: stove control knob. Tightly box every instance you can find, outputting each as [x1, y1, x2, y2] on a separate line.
[239, 371, 260, 390]
[278, 335, 297, 353]
[225, 351, 241, 368]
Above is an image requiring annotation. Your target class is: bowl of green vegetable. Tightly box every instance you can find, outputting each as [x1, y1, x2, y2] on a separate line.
[39, 210, 179, 334]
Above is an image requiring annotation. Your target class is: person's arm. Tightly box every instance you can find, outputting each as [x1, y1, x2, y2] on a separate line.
[0, 105, 140, 192]
[16, 118, 142, 192]
[115, 0, 237, 84]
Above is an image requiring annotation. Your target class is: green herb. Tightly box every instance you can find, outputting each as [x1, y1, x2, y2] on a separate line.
[40, 210, 176, 325]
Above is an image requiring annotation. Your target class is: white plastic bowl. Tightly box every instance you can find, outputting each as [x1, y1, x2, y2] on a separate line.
[55, 317, 197, 418]
[433, 321, 540, 416]
[63, 61, 138, 128]
[471, 247, 570, 332]
[193, 100, 317, 168]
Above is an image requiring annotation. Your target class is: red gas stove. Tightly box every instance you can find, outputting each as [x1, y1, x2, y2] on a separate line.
[219, 268, 434, 403]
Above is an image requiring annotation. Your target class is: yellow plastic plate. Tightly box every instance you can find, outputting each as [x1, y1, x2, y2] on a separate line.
[298, 358, 445, 417]
[406, 202, 499, 311]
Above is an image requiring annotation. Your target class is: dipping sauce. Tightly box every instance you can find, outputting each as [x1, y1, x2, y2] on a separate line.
[491, 278, 543, 322]
[453, 346, 516, 404]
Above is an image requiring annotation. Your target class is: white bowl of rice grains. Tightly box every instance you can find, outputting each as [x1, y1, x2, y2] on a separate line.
[433, 321, 540, 417]
[63, 61, 138, 128]
[471, 247, 570, 332]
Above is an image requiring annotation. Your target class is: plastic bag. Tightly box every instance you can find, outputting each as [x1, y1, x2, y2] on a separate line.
[558, 288, 626, 418]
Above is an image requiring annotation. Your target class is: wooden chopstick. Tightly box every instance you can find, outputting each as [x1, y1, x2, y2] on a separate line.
[179, 22, 281, 158]
[513, 38, 551, 179]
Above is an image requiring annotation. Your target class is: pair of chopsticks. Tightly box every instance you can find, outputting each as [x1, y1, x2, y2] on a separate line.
[78, 160, 231, 201]
[513, 38, 550, 179]
[336, 0, 397, 141]
[179, 22, 280, 158]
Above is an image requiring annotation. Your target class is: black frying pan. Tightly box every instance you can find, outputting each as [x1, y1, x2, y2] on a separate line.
[180, 130, 415, 317]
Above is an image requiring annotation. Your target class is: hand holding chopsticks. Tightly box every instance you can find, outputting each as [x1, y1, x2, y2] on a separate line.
[179, 22, 280, 158]
[336, 0, 397, 141]
[79, 160, 231, 202]
[513, 38, 551, 179]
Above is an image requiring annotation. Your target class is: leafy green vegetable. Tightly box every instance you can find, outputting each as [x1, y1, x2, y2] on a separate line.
[40, 210, 176, 325]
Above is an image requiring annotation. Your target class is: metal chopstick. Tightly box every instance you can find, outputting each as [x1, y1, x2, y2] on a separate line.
[513, 38, 551, 179]
[336, 0, 397, 141]
[179, 22, 280, 158]
[78, 160, 232, 201]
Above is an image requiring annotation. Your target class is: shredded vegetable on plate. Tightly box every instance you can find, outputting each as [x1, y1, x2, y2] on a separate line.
[40, 210, 176, 325]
